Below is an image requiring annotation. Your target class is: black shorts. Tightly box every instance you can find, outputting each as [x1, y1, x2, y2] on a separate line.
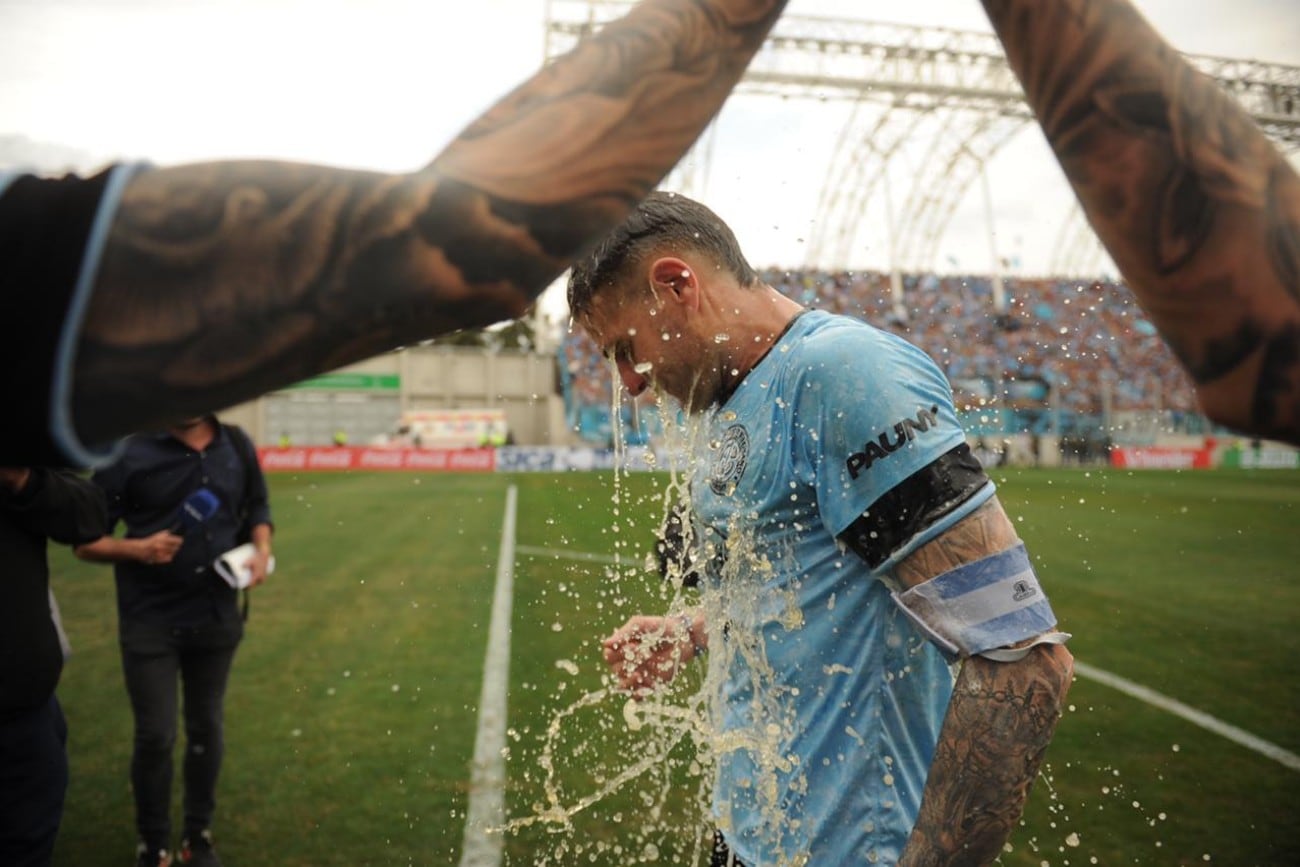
[711, 831, 749, 867]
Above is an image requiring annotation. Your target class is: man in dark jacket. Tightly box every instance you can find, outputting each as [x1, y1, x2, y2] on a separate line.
[1, 466, 107, 867]
[77, 417, 272, 867]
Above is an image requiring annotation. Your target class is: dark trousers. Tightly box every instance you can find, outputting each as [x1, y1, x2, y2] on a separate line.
[120, 619, 242, 851]
[0, 694, 68, 867]
[711, 831, 749, 867]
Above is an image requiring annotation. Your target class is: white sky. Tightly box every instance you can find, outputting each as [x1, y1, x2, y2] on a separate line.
[2, 0, 1297, 319]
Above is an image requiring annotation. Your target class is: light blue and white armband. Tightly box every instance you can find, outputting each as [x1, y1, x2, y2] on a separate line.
[891, 542, 1070, 662]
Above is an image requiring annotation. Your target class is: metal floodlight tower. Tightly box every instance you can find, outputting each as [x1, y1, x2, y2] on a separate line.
[544, 1, 1300, 279]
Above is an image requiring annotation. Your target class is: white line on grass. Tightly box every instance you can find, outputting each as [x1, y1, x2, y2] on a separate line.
[458, 485, 518, 867]
[518, 545, 1300, 775]
[1072, 660, 1300, 773]
[515, 544, 623, 566]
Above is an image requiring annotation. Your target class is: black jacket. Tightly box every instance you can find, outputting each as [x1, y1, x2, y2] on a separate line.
[0, 167, 118, 466]
[92, 422, 271, 627]
[0, 469, 106, 719]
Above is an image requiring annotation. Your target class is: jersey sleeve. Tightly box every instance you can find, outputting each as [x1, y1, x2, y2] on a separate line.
[0, 164, 144, 467]
[790, 321, 969, 539]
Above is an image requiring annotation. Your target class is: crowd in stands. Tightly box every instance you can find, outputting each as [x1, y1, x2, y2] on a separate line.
[556, 328, 665, 446]
[558, 268, 1199, 443]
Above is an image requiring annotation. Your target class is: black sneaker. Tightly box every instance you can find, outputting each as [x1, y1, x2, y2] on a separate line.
[178, 830, 222, 867]
[134, 841, 171, 867]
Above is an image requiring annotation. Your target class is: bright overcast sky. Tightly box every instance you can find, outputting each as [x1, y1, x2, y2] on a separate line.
[2, 0, 1297, 317]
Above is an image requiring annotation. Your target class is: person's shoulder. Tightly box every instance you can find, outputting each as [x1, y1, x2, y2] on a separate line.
[218, 424, 263, 475]
[788, 311, 894, 369]
[219, 422, 256, 452]
[120, 430, 166, 454]
[94, 431, 163, 478]
[0, 164, 122, 206]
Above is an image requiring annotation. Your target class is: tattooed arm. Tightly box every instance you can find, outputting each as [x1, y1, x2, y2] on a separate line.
[896, 498, 1074, 867]
[981, 0, 1300, 445]
[70, 0, 787, 446]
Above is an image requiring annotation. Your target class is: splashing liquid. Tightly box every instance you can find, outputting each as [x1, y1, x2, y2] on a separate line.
[503, 368, 813, 865]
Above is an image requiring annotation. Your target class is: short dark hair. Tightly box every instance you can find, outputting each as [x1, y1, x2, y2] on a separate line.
[567, 191, 758, 319]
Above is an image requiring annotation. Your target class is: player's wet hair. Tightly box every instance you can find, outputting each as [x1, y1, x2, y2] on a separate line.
[567, 191, 758, 319]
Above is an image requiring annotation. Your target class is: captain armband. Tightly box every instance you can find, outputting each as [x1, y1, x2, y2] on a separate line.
[891, 542, 1070, 663]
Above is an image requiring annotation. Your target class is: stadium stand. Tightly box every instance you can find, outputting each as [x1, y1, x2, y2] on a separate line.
[558, 269, 1202, 450]
[558, 329, 663, 446]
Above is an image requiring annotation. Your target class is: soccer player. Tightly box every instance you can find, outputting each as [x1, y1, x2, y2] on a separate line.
[570, 192, 1074, 866]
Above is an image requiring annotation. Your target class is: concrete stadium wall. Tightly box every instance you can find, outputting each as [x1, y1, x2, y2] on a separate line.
[217, 346, 570, 447]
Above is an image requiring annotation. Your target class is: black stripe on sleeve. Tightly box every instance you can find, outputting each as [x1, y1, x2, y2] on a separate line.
[838, 442, 990, 569]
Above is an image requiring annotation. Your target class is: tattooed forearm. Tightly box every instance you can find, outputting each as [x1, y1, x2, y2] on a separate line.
[73, 0, 788, 444]
[893, 497, 1073, 865]
[434, 0, 786, 207]
[900, 646, 1074, 867]
[77, 165, 548, 440]
[981, 0, 1300, 444]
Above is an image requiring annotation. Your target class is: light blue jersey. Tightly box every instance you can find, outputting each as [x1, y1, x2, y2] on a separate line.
[690, 309, 993, 865]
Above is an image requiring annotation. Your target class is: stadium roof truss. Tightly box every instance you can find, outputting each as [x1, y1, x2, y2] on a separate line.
[544, 0, 1300, 276]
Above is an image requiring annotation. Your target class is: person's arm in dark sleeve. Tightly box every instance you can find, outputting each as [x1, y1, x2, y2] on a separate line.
[240, 432, 275, 586]
[74, 457, 181, 566]
[69, 0, 790, 447]
[0, 467, 106, 545]
[241, 436, 273, 533]
[981, 0, 1300, 444]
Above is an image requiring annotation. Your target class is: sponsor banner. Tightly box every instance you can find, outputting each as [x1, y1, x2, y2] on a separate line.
[285, 372, 400, 391]
[257, 447, 495, 472]
[1221, 447, 1300, 469]
[494, 446, 658, 472]
[286, 371, 397, 392]
[1109, 446, 1213, 470]
[257, 445, 703, 473]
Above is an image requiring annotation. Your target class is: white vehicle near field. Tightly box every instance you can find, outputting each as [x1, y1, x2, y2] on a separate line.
[371, 409, 509, 449]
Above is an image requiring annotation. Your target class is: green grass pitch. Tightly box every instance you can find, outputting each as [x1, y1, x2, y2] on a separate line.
[46, 468, 1299, 865]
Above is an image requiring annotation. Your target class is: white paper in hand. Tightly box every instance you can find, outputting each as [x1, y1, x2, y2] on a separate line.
[214, 543, 276, 589]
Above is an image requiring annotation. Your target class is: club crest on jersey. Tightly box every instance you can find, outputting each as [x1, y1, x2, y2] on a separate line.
[846, 405, 941, 479]
[709, 424, 749, 495]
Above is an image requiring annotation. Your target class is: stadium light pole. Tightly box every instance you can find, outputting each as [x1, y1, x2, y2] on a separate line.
[1101, 377, 1113, 435]
[883, 168, 907, 321]
[973, 153, 1007, 315]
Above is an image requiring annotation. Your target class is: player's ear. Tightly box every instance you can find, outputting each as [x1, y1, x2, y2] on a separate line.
[649, 257, 699, 309]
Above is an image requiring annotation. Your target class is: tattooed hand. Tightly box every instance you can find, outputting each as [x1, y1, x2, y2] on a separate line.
[982, 0, 1300, 444]
[71, 0, 788, 447]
